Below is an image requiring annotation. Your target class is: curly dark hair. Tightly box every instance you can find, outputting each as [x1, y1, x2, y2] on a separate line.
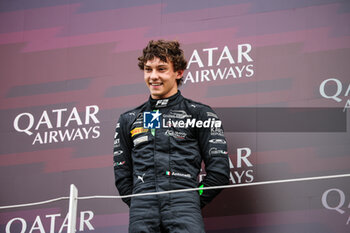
[138, 40, 187, 86]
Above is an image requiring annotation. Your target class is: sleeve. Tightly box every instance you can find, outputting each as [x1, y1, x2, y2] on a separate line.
[113, 114, 133, 207]
[196, 106, 230, 208]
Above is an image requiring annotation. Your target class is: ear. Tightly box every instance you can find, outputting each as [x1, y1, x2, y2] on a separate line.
[176, 70, 184, 79]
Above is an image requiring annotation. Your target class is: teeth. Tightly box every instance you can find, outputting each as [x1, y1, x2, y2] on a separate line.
[151, 83, 161, 86]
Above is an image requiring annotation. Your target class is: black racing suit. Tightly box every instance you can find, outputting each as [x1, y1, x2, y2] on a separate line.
[113, 91, 229, 233]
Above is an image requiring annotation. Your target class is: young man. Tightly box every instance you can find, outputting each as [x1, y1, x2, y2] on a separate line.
[113, 40, 229, 233]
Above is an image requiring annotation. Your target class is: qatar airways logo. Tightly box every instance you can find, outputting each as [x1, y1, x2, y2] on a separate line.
[184, 44, 254, 84]
[13, 105, 101, 145]
[319, 78, 350, 111]
[5, 210, 94, 233]
[322, 188, 350, 225]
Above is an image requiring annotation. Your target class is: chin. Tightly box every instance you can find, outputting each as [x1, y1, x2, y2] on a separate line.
[150, 90, 163, 95]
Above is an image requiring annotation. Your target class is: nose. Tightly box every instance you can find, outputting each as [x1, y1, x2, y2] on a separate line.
[150, 69, 158, 80]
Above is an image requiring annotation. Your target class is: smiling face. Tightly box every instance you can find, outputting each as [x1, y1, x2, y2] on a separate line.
[144, 57, 184, 99]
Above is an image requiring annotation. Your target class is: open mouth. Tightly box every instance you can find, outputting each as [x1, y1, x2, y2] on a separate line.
[150, 83, 163, 87]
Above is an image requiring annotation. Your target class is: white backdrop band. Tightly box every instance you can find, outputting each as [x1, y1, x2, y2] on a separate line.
[0, 173, 349, 210]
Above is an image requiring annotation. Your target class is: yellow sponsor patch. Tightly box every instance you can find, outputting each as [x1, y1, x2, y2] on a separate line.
[130, 127, 148, 137]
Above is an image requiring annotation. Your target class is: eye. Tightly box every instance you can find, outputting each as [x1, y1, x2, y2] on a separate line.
[144, 68, 152, 72]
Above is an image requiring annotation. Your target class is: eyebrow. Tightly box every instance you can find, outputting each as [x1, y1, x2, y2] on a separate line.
[144, 64, 168, 68]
